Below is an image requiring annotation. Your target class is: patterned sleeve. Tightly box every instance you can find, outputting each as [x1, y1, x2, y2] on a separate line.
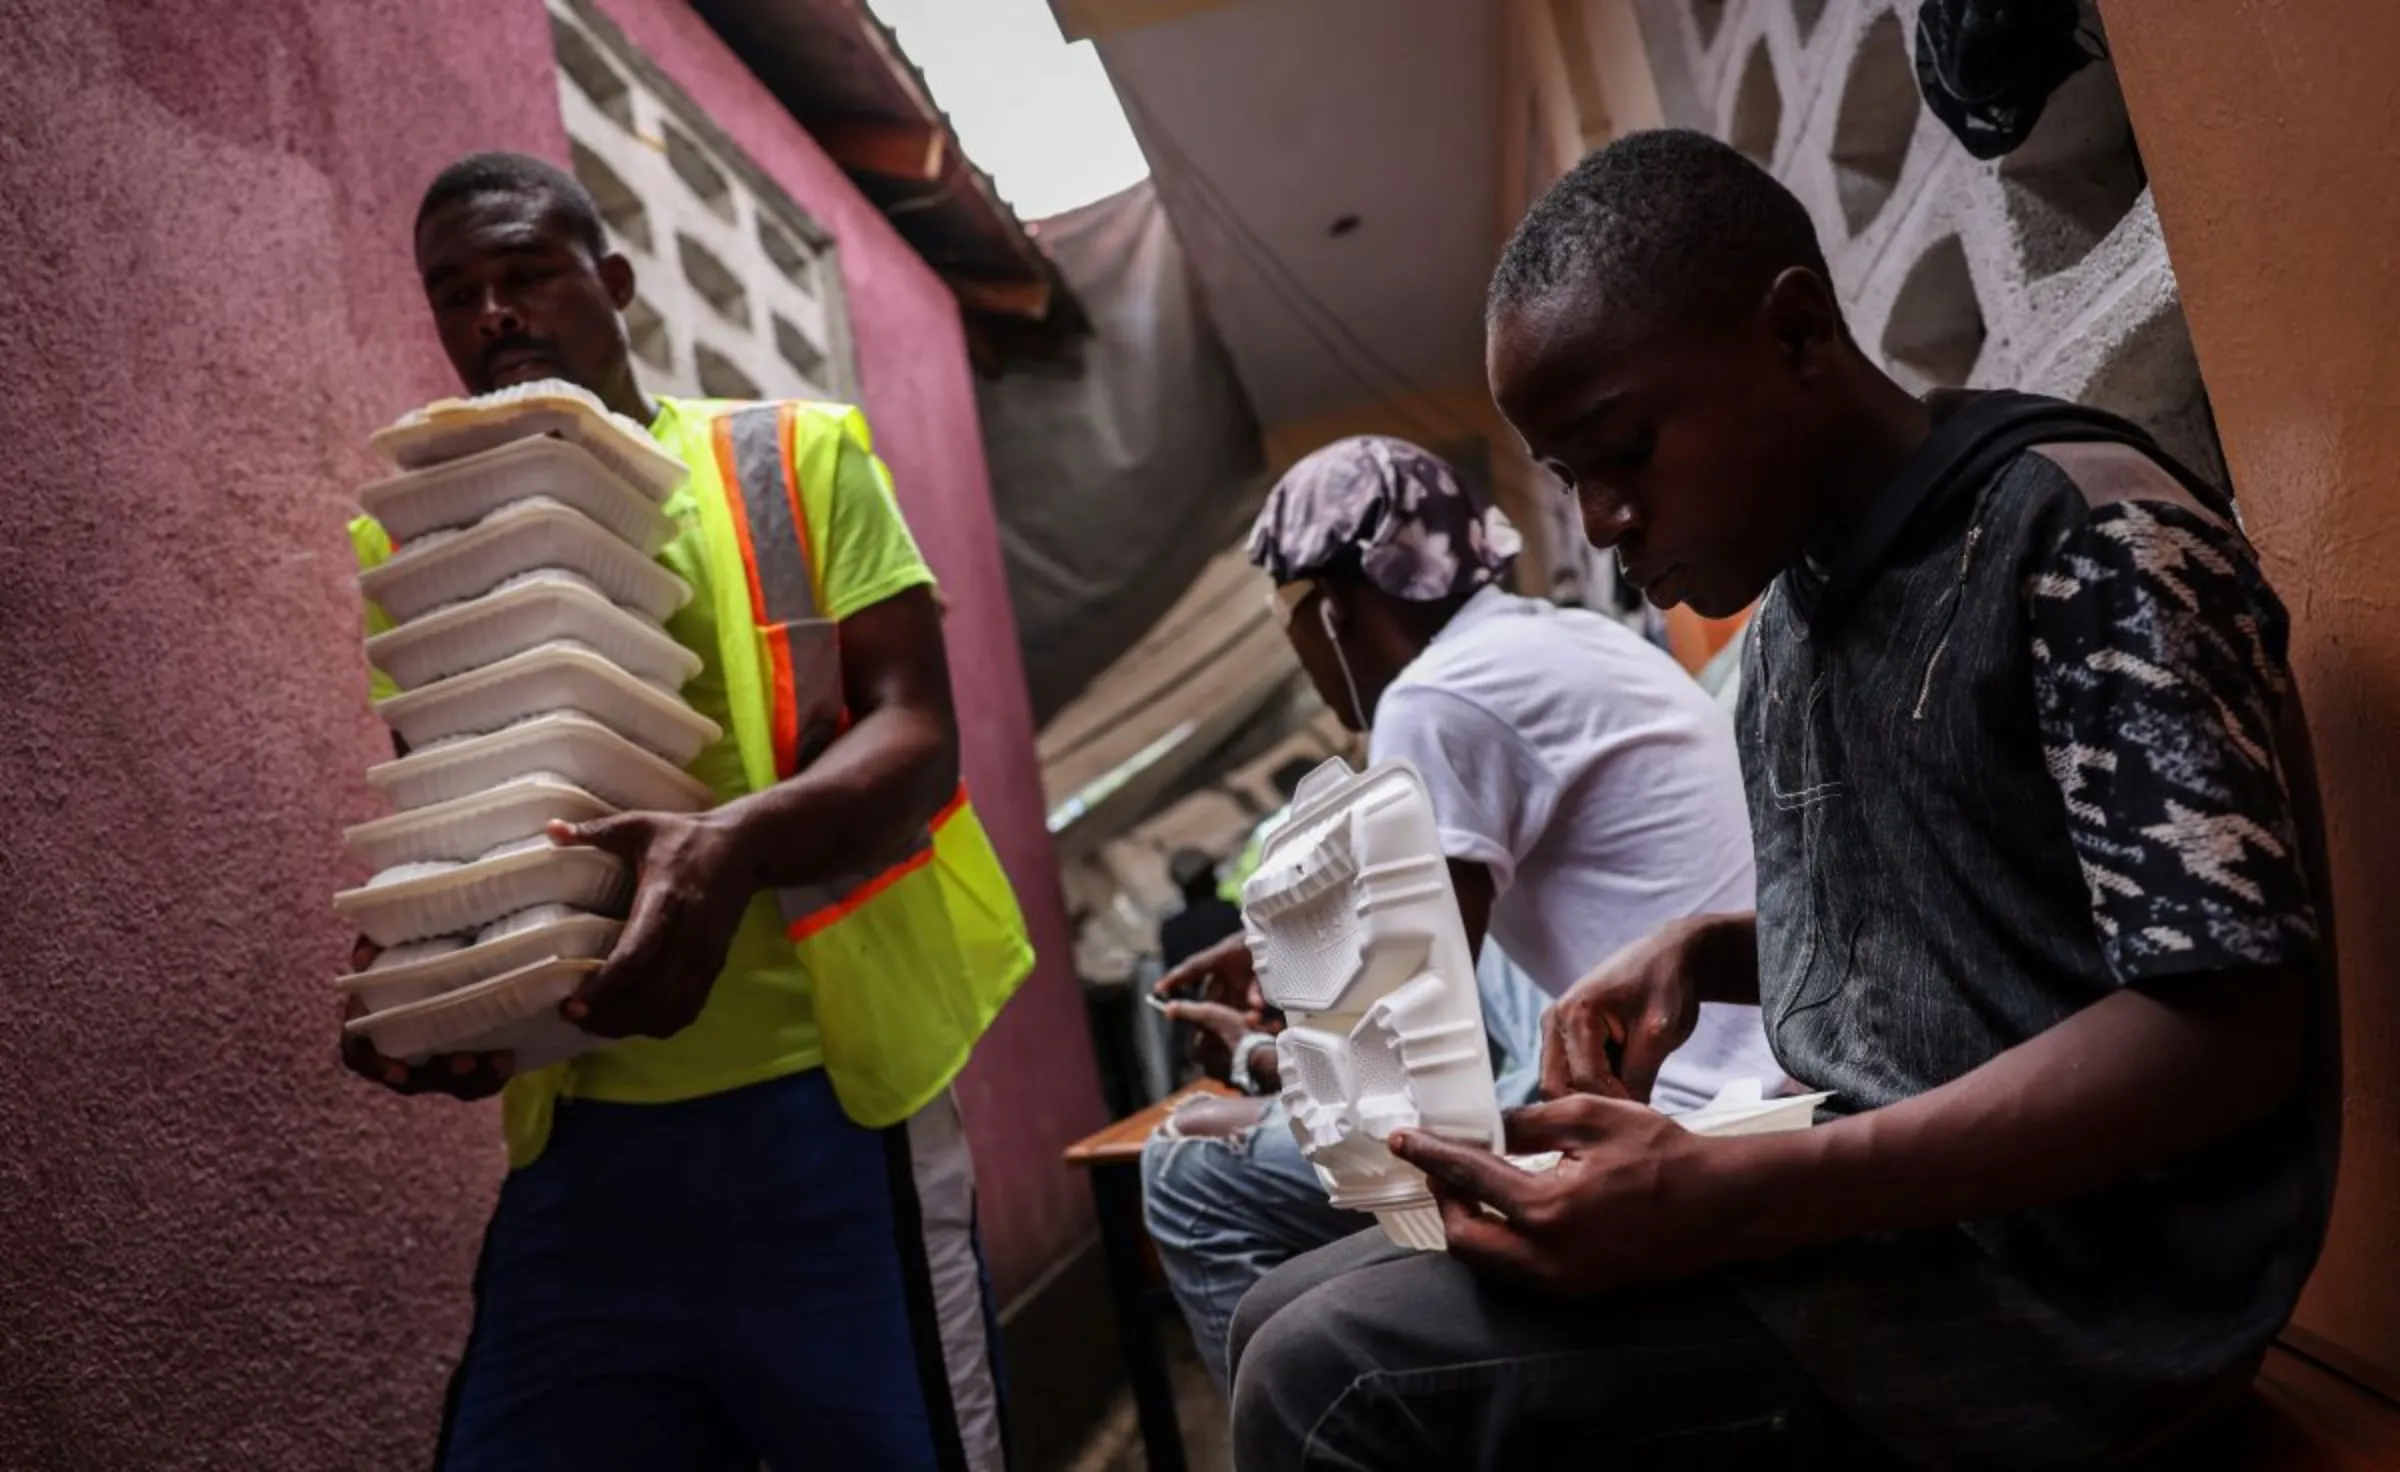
[2026, 498, 2319, 981]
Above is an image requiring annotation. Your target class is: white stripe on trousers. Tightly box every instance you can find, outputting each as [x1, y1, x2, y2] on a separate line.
[904, 1090, 1005, 1472]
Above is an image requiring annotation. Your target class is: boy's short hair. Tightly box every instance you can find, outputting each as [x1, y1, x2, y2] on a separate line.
[1488, 129, 1832, 333]
[416, 150, 609, 260]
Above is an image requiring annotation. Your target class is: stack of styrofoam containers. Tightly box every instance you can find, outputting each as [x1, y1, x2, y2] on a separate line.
[334, 380, 718, 1074]
[1245, 757, 1829, 1252]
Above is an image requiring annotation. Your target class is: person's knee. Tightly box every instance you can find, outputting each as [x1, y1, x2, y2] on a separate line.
[1230, 1282, 1373, 1469]
[1139, 1130, 1219, 1246]
[1226, 1251, 1317, 1383]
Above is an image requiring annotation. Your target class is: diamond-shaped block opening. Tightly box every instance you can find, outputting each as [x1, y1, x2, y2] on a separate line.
[1881, 236, 1986, 391]
[677, 233, 749, 330]
[1794, 0, 1828, 41]
[1829, 11, 1918, 235]
[2000, 60, 2144, 279]
[567, 141, 651, 255]
[663, 121, 736, 223]
[1691, 0, 1727, 50]
[694, 343, 761, 401]
[551, 16, 633, 133]
[756, 215, 818, 298]
[623, 294, 672, 373]
[2077, 302, 2228, 488]
[772, 314, 827, 385]
[1728, 43, 1783, 168]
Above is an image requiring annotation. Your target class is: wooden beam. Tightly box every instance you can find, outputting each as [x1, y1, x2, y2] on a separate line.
[945, 273, 1053, 321]
[808, 117, 946, 183]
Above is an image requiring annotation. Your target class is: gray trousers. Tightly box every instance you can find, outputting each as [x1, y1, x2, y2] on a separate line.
[1226, 1230, 1906, 1472]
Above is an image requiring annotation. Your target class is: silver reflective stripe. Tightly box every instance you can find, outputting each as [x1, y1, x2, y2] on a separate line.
[728, 405, 817, 622]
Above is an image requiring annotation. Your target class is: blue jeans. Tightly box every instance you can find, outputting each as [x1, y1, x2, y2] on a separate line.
[437, 1070, 1005, 1471]
[1141, 946, 1549, 1386]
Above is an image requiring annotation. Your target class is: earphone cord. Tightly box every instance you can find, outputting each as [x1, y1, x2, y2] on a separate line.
[1322, 597, 1372, 735]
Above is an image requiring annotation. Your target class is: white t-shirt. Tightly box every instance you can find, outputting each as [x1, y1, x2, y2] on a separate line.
[1367, 587, 1781, 1114]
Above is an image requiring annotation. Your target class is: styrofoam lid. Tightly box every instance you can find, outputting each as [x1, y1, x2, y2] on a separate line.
[359, 494, 691, 624]
[333, 843, 631, 948]
[372, 639, 722, 767]
[336, 911, 621, 1015]
[372, 378, 686, 500]
[342, 955, 607, 1069]
[366, 711, 714, 815]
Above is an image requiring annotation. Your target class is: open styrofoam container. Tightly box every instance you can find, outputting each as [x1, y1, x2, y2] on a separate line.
[374, 641, 722, 766]
[1246, 756, 1506, 1252]
[334, 843, 631, 948]
[366, 575, 700, 692]
[1670, 1079, 1833, 1137]
[360, 497, 691, 625]
[343, 956, 607, 1070]
[343, 774, 618, 871]
[371, 379, 687, 502]
[337, 911, 622, 1012]
[368, 711, 713, 814]
[361, 436, 676, 553]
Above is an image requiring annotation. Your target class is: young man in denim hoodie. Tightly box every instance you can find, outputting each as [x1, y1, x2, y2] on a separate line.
[1226, 130, 2336, 1472]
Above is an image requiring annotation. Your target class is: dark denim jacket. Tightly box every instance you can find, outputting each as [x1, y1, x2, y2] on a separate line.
[1729, 399, 2335, 1469]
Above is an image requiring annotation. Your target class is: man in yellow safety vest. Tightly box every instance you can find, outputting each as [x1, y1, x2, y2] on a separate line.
[341, 152, 1032, 1472]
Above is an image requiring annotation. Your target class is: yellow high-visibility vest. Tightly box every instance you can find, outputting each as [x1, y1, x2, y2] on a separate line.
[689, 400, 1032, 1128]
[351, 399, 1033, 1143]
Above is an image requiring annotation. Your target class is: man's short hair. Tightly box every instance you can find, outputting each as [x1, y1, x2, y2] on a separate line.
[416, 151, 608, 259]
[1487, 129, 1832, 333]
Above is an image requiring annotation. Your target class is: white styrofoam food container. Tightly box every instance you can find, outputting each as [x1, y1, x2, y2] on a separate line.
[333, 843, 631, 948]
[367, 711, 714, 814]
[337, 911, 622, 1012]
[374, 641, 722, 766]
[343, 956, 607, 1070]
[359, 497, 691, 624]
[370, 379, 687, 502]
[360, 437, 676, 553]
[342, 775, 618, 871]
[1245, 756, 1505, 1252]
[365, 575, 701, 692]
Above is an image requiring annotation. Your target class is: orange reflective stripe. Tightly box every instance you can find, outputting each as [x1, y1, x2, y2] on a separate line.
[779, 785, 973, 940]
[786, 845, 937, 941]
[762, 620, 802, 779]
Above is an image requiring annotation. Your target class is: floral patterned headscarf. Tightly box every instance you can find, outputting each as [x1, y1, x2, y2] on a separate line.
[1246, 435, 1522, 601]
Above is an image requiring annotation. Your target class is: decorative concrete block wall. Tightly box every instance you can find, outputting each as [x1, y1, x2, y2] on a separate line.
[1639, 0, 2226, 483]
[547, 0, 857, 406]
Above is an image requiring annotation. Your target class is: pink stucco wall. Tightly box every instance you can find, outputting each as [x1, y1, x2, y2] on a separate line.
[586, 0, 1105, 1305]
[0, 1, 563, 1466]
[0, 0, 1098, 1464]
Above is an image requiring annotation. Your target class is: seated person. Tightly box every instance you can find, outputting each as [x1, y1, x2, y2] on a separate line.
[1226, 130, 2335, 1472]
[1159, 848, 1243, 970]
[1150, 432, 1778, 1383]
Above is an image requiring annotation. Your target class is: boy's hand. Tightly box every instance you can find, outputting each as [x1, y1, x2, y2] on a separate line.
[1542, 914, 1753, 1101]
[1154, 931, 1265, 1016]
[1392, 1097, 1723, 1296]
[550, 811, 751, 1040]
